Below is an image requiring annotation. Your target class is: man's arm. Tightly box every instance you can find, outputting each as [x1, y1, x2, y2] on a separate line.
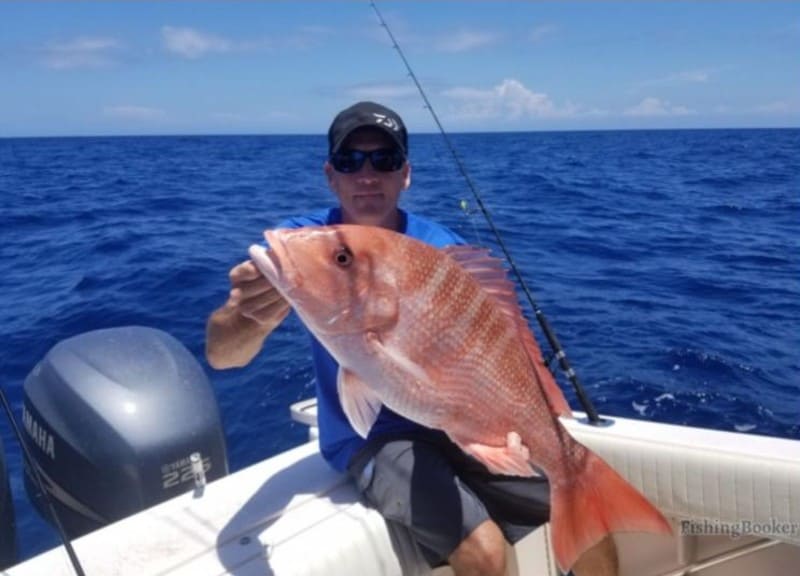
[206, 260, 291, 369]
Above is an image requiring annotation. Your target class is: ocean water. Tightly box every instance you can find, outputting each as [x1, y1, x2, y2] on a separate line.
[1, 128, 798, 561]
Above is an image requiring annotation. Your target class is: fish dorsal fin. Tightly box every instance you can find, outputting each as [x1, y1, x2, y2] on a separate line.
[442, 245, 572, 417]
[517, 323, 572, 417]
[442, 246, 520, 320]
[337, 368, 383, 438]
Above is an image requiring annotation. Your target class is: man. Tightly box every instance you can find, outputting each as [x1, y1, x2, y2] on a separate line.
[206, 101, 617, 576]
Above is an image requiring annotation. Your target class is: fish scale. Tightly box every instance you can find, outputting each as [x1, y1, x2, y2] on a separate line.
[394, 257, 522, 437]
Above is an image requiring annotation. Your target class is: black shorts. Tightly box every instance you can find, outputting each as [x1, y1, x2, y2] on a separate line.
[347, 430, 551, 567]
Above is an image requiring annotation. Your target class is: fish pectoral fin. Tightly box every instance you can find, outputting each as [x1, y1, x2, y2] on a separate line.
[337, 368, 383, 438]
[454, 432, 539, 477]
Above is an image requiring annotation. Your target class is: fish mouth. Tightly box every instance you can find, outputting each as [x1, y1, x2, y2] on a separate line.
[248, 229, 288, 287]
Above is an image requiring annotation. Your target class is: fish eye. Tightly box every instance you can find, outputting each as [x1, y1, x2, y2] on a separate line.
[334, 246, 353, 267]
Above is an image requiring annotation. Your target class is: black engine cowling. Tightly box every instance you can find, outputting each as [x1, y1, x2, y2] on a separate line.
[22, 326, 228, 539]
[0, 438, 17, 569]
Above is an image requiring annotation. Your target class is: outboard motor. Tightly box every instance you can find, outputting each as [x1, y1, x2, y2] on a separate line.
[0, 438, 17, 569]
[22, 326, 228, 539]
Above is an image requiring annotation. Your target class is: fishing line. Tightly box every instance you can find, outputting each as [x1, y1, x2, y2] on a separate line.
[0, 386, 86, 576]
[370, 0, 603, 424]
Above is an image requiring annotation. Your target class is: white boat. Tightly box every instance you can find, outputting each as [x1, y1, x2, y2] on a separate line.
[2, 326, 798, 575]
[5, 400, 799, 575]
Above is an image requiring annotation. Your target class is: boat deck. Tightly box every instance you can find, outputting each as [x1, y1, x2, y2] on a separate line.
[4, 409, 799, 575]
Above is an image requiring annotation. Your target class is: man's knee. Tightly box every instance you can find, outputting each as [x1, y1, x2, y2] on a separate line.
[448, 519, 507, 576]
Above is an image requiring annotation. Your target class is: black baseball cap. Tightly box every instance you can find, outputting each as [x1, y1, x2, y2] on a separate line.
[328, 101, 408, 156]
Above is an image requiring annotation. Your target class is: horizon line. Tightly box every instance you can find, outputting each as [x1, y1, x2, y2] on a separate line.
[2, 125, 798, 140]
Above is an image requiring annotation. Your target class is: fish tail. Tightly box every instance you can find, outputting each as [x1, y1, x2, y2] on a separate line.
[549, 450, 672, 572]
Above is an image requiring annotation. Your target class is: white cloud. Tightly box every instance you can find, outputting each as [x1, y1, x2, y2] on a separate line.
[103, 105, 166, 121]
[281, 25, 334, 50]
[161, 26, 231, 59]
[364, 17, 498, 54]
[442, 78, 578, 120]
[639, 69, 712, 88]
[160, 25, 327, 58]
[41, 36, 121, 69]
[529, 24, 557, 44]
[673, 70, 709, 83]
[624, 97, 694, 117]
[754, 100, 800, 114]
[434, 29, 499, 53]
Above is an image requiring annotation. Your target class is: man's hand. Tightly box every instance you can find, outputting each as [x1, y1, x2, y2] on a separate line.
[227, 260, 290, 325]
[205, 259, 291, 369]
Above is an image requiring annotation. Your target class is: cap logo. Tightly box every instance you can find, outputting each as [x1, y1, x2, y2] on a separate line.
[373, 112, 399, 132]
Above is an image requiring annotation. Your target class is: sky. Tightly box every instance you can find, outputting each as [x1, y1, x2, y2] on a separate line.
[1, 1, 798, 137]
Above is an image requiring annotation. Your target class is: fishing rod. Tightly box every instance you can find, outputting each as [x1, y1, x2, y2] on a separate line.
[0, 386, 86, 576]
[369, 0, 603, 425]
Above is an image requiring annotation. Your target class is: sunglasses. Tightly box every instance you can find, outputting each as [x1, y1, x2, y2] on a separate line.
[330, 148, 406, 174]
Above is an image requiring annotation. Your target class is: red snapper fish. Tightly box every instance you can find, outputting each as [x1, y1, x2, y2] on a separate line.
[249, 224, 671, 572]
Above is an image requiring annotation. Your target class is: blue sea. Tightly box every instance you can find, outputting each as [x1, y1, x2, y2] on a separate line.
[1, 128, 798, 562]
